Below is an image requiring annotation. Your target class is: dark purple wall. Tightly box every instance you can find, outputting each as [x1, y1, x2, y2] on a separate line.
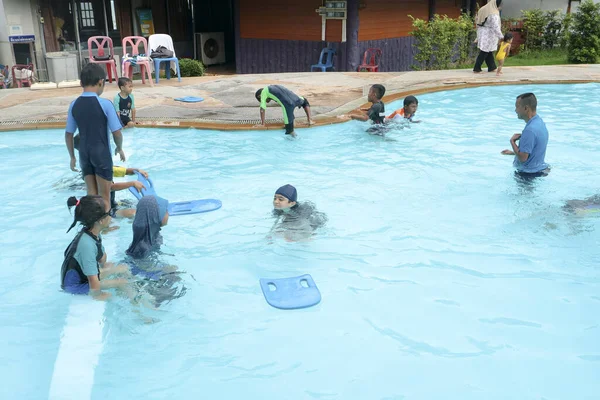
[357, 36, 418, 72]
[235, 36, 417, 74]
[236, 39, 348, 74]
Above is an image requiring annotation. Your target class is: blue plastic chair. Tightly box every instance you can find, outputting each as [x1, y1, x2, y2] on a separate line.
[311, 48, 335, 72]
[148, 34, 181, 84]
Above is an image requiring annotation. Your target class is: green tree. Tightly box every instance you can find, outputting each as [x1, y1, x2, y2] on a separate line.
[410, 14, 475, 70]
[568, 0, 600, 63]
[410, 16, 435, 70]
[543, 10, 563, 49]
[522, 8, 546, 51]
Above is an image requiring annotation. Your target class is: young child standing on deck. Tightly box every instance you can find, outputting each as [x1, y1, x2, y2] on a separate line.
[495, 33, 513, 76]
[114, 77, 137, 128]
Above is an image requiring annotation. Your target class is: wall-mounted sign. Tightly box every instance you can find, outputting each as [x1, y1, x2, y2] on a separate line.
[9, 25, 23, 35]
[316, 1, 347, 19]
[315, 1, 348, 42]
[9, 35, 35, 43]
[136, 9, 155, 36]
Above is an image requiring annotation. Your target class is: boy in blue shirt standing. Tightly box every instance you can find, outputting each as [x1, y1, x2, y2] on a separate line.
[65, 63, 126, 213]
[501, 92, 550, 178]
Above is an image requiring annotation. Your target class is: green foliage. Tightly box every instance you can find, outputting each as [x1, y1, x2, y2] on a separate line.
[568, 0, 600, 64]
[178, 58, 206, 77]
[559, 12, 573, 48]
[410, 16, 435, 70]
[522, 8, 546, 51]
[457, 14, 477, 65]
[543, 10, 563, 49]
[410, 13, 475, 71]
[504, 48, 568, 66]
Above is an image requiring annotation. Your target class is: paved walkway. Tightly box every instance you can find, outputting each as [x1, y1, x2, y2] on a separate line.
[0, 64, 598, 130]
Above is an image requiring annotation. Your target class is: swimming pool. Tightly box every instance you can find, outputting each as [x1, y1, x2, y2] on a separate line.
[1, 83, 599, 400]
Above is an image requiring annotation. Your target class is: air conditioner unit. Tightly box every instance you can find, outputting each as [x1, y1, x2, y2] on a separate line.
[196, 32, 225, 66]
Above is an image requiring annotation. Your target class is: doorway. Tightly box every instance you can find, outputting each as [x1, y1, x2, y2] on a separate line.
[12, 43, 36, 65]
[194, 0, 236, 73]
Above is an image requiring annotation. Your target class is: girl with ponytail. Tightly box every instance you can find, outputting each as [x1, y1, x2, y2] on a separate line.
[61, 195, 129, 299]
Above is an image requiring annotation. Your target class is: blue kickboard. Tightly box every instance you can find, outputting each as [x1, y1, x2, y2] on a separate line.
[583, 204, 600, 211]
[168, 199, 222, 216]
[174, 96, 204, 103]
[259, 274, 321, 310]
[128, 171, 157, 200]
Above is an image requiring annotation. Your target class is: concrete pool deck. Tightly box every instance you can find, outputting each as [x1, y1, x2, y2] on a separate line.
[0, 64, 598, 132]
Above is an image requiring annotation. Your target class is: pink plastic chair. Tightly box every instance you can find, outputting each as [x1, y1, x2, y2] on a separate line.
[122, 36, 153, 86]
[12, 64, 34, 88]
[87, 36, 118, 83]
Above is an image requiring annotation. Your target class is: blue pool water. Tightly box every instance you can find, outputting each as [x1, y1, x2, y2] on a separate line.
[1, 83, 599, 400]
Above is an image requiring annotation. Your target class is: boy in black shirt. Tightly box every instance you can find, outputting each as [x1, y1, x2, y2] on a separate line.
[351, 84, 386, 124]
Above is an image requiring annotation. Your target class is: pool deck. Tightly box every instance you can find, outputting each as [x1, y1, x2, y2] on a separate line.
[0, 64, 598, 131]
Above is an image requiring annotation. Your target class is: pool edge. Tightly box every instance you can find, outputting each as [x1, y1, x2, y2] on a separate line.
[0, 79, 596, 133]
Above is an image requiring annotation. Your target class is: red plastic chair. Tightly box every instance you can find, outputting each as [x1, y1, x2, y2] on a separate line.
[358, 48, 383, 72]
[12, 64, 34, 88]
[87, 36, 118, 83]
[122, 36, 153, 86]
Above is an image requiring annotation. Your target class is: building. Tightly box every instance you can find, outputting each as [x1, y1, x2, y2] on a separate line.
[234, 0, 483, 73]
[2, 0, 488, 78]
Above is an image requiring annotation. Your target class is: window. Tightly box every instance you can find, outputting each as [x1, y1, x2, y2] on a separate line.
[109, 0, 118, 31]
[80, 2, 95, 28]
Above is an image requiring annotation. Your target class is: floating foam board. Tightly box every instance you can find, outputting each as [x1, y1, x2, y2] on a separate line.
[58, 80, 81, 89]
[30, 82, 57, 90]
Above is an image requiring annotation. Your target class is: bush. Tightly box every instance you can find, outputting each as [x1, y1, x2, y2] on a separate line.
[410, 17, 435, 70]
[543, 10, 563, 49]
[559, 12, 573, 48]
[457, 14, 476, 65]
[410, 13, 475, 70]
[568, 0, 600, 63]
[178, 58, 205, 77]
[522, 8, 546, 51]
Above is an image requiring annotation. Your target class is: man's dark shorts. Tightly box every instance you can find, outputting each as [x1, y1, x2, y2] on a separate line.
[515, 168, 551, 181]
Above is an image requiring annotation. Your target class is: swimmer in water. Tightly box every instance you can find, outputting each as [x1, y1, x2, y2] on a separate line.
[271, 184, 327, 241]
[386, 95, 421, 123]
[563, 194, 600, 215]
[124, 195, 185, 307]
[61, 195, 130, 300]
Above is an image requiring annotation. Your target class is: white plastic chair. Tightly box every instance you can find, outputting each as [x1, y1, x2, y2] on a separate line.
[148, 34, 181, 83]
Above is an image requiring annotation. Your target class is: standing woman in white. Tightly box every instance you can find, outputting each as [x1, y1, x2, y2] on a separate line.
[473, 0, 505, 73]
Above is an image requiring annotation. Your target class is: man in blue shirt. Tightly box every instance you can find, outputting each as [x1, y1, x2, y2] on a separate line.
[501, 92, 550, 178]
[65, 63, 125, 213]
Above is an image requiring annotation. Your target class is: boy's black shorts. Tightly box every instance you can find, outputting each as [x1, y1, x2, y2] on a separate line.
[120, 115, 132, 126]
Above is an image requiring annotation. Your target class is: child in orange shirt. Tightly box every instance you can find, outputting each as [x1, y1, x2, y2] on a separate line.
[386, 96, 421, 123]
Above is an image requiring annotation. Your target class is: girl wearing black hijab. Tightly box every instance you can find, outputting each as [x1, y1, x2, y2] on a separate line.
[125, 195, 186, 306]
